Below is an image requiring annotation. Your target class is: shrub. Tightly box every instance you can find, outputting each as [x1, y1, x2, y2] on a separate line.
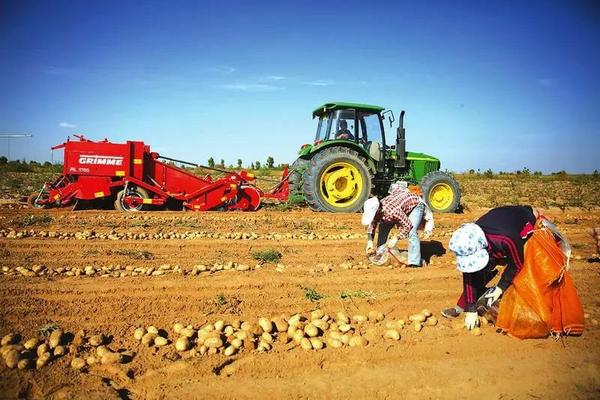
[252, 248, 282, 263]
[302, 286, 326, 302]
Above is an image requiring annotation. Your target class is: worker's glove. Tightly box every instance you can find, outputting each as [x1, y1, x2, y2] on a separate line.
[386, 236, 399, 249]
[464, 312, 480, 330]
[483, 286, 503, 307]
[366, 240, 375, 255]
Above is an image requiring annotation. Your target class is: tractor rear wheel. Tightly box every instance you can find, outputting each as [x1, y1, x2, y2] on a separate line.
[303, 147, 372, 212]
[114, 187, 150, 212]
[420, 171, 461, 213]
[289, 158, 308, 198]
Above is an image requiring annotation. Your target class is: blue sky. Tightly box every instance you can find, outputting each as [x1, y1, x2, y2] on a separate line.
[0, 0, 599, 172]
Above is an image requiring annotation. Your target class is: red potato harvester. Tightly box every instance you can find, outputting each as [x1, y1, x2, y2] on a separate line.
[27, 135, 289, 212]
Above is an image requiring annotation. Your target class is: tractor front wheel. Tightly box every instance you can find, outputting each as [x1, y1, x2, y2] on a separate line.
[303, 147, 372, 212]
[115, 187, 150, 212]
[420, 171, 461, 213]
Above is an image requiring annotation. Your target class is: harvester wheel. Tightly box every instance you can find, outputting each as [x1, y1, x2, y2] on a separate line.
[28, 192, 50, 209]
[230, 186, 261, 211]
[289, 158, 309, 197]
[420, 171, 461, 213]
[302, 147, 372, 212]
[114, 187, 150, 212]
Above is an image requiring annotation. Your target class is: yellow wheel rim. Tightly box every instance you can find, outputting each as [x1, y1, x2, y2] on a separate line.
[428, 183, 454, 211]
[319, 162, 364, 208]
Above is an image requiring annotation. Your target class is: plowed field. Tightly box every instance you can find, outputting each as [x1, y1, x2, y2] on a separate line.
[1, 205, 599, 399]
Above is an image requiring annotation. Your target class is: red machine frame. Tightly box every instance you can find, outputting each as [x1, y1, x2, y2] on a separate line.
[29, 135, 289, 212]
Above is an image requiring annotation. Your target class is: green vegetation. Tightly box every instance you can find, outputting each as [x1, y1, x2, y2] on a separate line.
[39, 323, 60, 337]
[216, 293, 227, 306]
[340, 290, 375, 300]
[301, 286, 326, 302]
[251, 248, 282, 263]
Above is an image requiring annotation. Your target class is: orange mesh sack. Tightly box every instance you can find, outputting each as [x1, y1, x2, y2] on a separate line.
[496, 228, 584, 339]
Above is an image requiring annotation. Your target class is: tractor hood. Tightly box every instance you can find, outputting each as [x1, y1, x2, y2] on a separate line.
[406, 151, 440, 163]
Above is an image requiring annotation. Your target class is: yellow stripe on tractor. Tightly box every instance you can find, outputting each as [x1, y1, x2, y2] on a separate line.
[142, 198, 153, 204]
[133, 159, 143, 164]
[115, 171, 125, 176]
[94, 191, 104, 198]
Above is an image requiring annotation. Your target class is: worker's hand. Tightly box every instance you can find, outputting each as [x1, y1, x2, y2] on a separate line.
[464, 312, 480, 330]
[386, 236, 399, 249]
[366, 240, 375, 255]
[483, 286, 503, 307]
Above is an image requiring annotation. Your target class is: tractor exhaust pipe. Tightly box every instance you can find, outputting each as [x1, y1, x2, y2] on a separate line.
[395, 110, 406, 168]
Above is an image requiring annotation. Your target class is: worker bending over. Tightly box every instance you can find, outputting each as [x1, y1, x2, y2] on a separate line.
[361, 184, 433, 268]
[443, 205, 539, 329]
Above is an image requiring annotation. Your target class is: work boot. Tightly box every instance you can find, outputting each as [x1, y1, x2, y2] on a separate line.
[441, 306, 463, 319]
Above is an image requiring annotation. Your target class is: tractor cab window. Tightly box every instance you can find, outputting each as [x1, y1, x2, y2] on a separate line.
[359, 112, 385, 162]
[315, 115, 330, 141]
[330, 109, 356, 141]
[359, 113, 384, 145]
[315, 109, 356, 142]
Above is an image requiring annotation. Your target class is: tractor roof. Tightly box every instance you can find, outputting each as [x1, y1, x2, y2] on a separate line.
[312, 102, 385, 117]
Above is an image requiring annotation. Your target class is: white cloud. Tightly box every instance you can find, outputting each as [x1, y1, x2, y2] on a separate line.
[59, 122, 77, 129]
[207, 66, 236, 74]
[302, 80, 334, 86]
[215, 83, 283, 91]
[265, 75, 286, 81]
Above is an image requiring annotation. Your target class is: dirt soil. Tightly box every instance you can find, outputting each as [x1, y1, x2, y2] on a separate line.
[0, 205, 599, 400]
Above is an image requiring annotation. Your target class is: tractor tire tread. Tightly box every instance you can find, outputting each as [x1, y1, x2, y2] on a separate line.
[302, 146, 373, 213]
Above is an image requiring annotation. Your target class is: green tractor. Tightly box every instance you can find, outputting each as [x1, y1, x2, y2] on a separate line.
[290, 102, 461, 213]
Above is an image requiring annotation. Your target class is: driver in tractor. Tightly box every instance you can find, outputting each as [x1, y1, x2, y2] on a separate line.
[362, 183, 434, 268]
[335, 120, 355, 140]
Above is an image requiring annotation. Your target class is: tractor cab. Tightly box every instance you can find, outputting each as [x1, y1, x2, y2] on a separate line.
[312, 103, 387, 169]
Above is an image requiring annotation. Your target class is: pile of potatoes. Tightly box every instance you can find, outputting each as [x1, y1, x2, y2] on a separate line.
[0, 329, 69, 370]
[382, 309, 438, 340]
[68, 330, 129, 371]
[133, 309, 395, 357]
[0, 328, 129, 372]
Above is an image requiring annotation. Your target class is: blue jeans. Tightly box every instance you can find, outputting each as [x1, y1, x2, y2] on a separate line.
[376, 203, 425, 266]
[407, 203, 425, 266]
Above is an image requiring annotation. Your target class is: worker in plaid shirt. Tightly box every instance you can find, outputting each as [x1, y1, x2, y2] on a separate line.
[362, 184, 433, 267]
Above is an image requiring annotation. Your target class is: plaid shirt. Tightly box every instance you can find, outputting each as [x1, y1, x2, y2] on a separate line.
[367, 188, 422, 239]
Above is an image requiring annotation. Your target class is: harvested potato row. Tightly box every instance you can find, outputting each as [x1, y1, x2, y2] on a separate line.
[0, 260, 377, 278]
[0, 228, 365, 242]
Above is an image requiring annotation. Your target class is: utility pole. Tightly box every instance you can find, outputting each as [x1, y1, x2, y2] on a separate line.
[0, 134, 33, 160]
